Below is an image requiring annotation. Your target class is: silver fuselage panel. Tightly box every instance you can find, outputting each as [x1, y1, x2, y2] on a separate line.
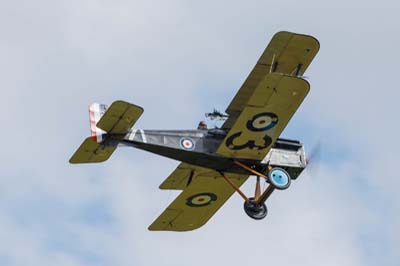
[116, 129, 306, 179]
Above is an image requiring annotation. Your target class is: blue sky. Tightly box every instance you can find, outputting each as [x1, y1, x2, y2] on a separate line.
[1, 0, 399, 265]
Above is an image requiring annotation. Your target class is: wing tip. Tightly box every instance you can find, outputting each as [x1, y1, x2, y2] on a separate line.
[112, 100, 145, 113]
[273, 31, 320, 52]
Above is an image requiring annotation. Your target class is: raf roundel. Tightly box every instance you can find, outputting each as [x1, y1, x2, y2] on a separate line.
[246, 112, 279, 132]
[186, 193, 218, 207]
[180, 137, 195, 150]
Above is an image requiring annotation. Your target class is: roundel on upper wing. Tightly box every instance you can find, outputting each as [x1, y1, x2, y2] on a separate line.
[186, 192, 217, 207]
[180, 137, 195, 150]
[246, 112, 278, 132]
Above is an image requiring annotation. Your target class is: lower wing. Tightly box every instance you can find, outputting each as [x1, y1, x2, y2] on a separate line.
[149, 163, 248, 231]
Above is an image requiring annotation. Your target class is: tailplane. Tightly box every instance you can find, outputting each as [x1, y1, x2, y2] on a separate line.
[70, 100, 144, 164]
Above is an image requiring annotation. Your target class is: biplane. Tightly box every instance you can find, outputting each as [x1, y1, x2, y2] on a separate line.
[70, 31, 320, 231]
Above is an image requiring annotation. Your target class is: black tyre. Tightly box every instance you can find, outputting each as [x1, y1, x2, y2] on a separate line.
[243, 197, 268, 220]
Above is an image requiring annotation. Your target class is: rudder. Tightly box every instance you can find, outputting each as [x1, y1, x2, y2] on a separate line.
[89, 103, 107, 143]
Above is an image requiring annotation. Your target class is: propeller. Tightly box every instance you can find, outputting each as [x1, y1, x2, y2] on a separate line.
[305, 141, 322, 178]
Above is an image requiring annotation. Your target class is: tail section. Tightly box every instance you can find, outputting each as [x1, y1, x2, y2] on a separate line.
[69, 137, 117, 164]
[89, 103, 107, 143]
[70, 100, 144, 164]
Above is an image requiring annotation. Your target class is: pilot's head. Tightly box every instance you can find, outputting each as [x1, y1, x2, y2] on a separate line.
[197, 121, 208, 130]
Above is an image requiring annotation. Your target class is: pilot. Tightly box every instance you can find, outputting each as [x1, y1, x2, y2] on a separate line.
[197, 121, 208, 130]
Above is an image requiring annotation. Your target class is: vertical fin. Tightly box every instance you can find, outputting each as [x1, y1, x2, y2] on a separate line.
[89, 103, 107, 143]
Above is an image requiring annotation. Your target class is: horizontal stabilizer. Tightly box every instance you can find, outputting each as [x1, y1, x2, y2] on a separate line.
[69, 137, 117, 164]
[96, 100, 144, 134]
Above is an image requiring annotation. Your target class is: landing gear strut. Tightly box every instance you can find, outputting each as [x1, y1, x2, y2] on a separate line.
[220, 161, 291, 220]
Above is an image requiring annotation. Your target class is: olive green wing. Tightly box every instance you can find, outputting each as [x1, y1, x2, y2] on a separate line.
[223, 31, 319, 129]
[149, 164, 248, 231]
[158, 163, 198, 190]
[216, 74, 310, 161]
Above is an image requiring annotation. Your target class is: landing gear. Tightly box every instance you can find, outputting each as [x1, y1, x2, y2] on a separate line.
[243, 197, 268, 220]
[220, 162, 292, 220]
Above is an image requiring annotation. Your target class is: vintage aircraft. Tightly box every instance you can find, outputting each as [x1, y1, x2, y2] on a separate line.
[70, 31, 320, 231]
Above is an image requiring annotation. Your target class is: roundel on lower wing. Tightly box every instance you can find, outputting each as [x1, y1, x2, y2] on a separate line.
[186, 192, 217, 207]
[246, 112, 279, 132]
[180, 137, 195, 150]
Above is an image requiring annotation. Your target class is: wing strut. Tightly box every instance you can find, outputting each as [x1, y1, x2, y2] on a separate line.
[221, 161, 278, 206]
[234, 161, 269, 180]
[219, 171, 250, 203]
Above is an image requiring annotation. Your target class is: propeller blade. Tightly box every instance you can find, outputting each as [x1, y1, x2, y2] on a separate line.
[306, 142, 322, 178]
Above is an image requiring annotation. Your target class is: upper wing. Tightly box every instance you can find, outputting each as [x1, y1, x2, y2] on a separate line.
[216, 74, 310, 161]
[223, 31, 319, 129]
[149, 164, 248, 231]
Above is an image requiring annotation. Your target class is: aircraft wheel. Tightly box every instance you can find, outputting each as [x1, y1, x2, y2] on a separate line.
[243, 198, 268, 220]
[268, 167, 291, 190]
